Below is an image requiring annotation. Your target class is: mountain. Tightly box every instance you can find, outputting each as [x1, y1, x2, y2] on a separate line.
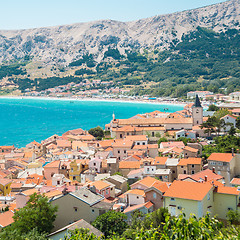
[0, 0, 239, 65]
[0, 0, 240, 97]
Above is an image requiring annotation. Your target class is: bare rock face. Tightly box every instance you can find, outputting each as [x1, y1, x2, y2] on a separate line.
[0, 0, 239, 64]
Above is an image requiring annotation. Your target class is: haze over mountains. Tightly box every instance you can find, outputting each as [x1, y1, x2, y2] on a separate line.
[0, 0, 239, 65]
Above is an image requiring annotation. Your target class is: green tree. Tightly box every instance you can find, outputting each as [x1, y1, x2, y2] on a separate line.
[207, 104, 219, 111]
[236, 117, 240, 129]
[229, 126, 236, 136]
[92, 211, 127, 237]
[65, 228, 101, 240]
[12, 193, 58, 234]
[0, 228, 47, 240]
[213, 109, 230, 119]
[200, 116, 216, 137]
[89, 126, 104, 139]
[227, 210, 240, 225]
[158, 137, 168, 146]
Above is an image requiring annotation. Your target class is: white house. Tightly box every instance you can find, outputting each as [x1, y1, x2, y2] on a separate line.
[220, 114, 236, 132]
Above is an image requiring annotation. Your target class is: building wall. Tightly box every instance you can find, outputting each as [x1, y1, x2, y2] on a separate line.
[165, 123, 193, 131]
[192, 107, 203, 126]
[214, 193, 238, 220]
[164, 189, 213, 219]
[145, 190, 163, 210]
[113, 147, 132, 161]
[0, 183, 11, 196]
[127, 193, 145, 206]
[44, 167, 59, 180]
[183, 150, 198, 158]
[51, 194, 101, 231]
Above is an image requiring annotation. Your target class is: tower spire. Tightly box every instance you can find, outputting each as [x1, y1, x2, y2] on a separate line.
[194, 94, 202, 108]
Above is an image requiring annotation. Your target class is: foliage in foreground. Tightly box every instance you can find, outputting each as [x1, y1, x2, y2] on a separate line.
[0, 193, 57, 240]
[66, 209, 240, 239]
[92, 211, 128, 237]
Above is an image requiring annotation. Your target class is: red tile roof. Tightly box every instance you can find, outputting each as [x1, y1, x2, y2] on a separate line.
[0, 211, 14, 227]
[216, 186, 239, 195]
[164, 181, 213, 201]
[119, 161, 140, 169]
[208, 153, 234, 163]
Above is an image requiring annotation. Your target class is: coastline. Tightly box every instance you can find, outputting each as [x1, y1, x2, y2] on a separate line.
[0, 95, 188, 107]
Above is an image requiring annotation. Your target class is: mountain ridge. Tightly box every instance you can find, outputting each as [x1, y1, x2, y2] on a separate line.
[0, 0, 239, 65]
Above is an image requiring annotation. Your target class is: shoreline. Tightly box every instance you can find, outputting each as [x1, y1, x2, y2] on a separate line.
[0, 95, 188, 107]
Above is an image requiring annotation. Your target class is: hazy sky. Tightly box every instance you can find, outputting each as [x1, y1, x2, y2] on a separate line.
[1, 0, 225, 30]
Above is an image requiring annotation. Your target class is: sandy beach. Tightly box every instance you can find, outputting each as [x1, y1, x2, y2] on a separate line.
[0, 95, 188, 107]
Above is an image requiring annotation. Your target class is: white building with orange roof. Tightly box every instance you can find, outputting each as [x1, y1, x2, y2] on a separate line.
[124, 189, 145, 206]
[220, 114, 236, 131]
[124, 201, 154, 221]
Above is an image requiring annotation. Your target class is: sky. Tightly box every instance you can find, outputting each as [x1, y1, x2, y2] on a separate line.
[1, 0, 226, 30]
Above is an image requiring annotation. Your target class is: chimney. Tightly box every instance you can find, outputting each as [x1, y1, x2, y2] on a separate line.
[212, 167, 215, 173]
[232, 148, 234, 156]
[204, 175, 207, 182]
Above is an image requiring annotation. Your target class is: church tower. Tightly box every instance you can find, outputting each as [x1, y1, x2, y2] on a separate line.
[192, 94, 203, 126]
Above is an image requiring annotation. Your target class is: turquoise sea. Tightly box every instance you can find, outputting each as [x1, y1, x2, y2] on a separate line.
[0, 98, 184, 147]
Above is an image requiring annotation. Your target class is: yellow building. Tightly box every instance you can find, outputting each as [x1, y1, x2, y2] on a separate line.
[69, 159, 88, 182]
[164, 181, 214, 218]
[164, 180, 240, 220]
[0, 179, 12, 196]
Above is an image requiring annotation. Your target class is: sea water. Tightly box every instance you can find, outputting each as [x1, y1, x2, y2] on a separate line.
[0, 98, 184, 147]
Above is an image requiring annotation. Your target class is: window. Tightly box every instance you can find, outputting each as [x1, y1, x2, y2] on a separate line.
[171, 198, 175, 201]
[57, 181, 60, 185]
[136, 196, 139, 199]
[153, 193, 157, 199]
[124, 150, 126, 154]
[93, 162, 96, 166]
[192, 165, 194, 168]
[137, 142, 140, 145]
[73, 176, 76, 180]
[184, 170, 186, 174]
[181, 166, 183, 168]
[207, 193, 210, 200]
[143, 142, 145, 145]
[152, 132, 155, 137]
[172, 170, 175, 174]
[147, 168, 149, 172]
[106, 189, 109, 195]
[120, 134, 123, 138]
[92, 209, 95, 213]
[159, 176, 162, 179]
[191, 170, 195, 174]
[74, 207, 78, 212]
[118, 150, 120, 154]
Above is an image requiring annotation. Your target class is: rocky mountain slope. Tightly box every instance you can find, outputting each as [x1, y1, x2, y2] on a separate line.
[0, 0, 239, 65]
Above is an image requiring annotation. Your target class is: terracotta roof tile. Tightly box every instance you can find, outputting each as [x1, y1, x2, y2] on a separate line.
[208, 153, 234, 163]
[91, 180, 111, 190]
[164, 181, 213, 201]
[126, 189, 145, 196]
[0, 211, 14, 227]
[131, 176, 158, 188]
[119, 161, 140, 169]
[124, 201, 153, 213]
[153, 157, 168, 165]
[230, 178, 240, 185]
[216, 186, 239, 195]
[178, 158, 202, 166]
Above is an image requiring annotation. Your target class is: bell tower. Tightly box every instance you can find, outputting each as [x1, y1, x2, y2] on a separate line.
[192, 94, 203, 126]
